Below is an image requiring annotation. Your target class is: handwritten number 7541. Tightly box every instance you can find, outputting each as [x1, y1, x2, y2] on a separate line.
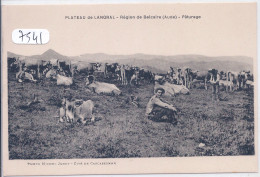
[19, 30, 42, 44]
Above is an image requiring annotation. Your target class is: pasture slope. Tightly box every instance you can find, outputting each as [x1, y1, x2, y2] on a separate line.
[8, 72, 254, 159]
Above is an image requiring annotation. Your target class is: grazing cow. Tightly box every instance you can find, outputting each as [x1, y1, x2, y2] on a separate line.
[86, 76, 121, 95]
[56, 74, 73, 86]
[59, 98, 95, 124]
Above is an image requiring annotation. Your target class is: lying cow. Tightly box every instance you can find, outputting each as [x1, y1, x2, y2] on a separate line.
[86, 76, 122, 95]
[59, 98, 95, 124]
[46, 69, 57, 79]
[57, 74, 73, 86]
[154, 80, 189, 96]
[16, 68, 37, 83]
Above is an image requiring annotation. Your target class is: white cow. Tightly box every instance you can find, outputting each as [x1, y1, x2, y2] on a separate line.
[219, 80, 234, 92]
[16, 71, 37, 83]
[56, 74, 73, 86]
[46, 69, 57, 79]
[86, 76, 121, 95]
[154, 81, 189, 96]
[245, 80, 254, 88]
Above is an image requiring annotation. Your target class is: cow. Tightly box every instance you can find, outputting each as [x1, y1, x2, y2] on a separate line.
[183, 68, 194, 89]
[130, 67, 140, 85]
[58, 61, 73, 77]
[245, 80, 254, 88]
[154, 78, 189, 96]
[73, 61, 96, 75]
[217, 71, 235, 92]
[237, 71, 252, 90]
[16, 64, 37, 83]
[123, 66, 140, 85]
[245, 72, 254, 89]
[59, 98, 95, 124]
[56, 74, 73, 86]
[120, 65, 127, 85]
[226, 71, 240, 91]
[46, 69, 57, 79]
[104, 63, 119, 78]
[139, 68, 154, 84]
[192, 70, 211, 90]
[19, 59, 52, 79]
[219, 79, 234, 92]
[49, 59, 59, 69]
[167, 67, 175, 78]
[154, 74, 164, 81]
[176, 68, 185, 85]
[86, 76, 122, 95]
[8, 57, 20, 72]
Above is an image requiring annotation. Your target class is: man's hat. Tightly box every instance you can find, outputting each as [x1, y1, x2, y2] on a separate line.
[155, 87, 165, 94]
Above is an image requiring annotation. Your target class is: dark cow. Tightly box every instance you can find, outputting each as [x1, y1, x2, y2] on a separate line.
[139, 68, 154, 84]
[8, 57, 20, 73]
[58, 61, 73, 77]
[105, 63, 119, 78]
[125, 66, 139, 85]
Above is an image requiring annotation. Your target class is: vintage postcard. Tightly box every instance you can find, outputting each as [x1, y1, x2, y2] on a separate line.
[1, 2, 258, 176]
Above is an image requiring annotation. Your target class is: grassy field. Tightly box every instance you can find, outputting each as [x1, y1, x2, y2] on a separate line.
[8, 72, 254, 159]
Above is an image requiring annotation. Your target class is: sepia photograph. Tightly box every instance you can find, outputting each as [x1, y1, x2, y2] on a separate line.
[2, 2, 258, 176]
[7, 49, 255, 159]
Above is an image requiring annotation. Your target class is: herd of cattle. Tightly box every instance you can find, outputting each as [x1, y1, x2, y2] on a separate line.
[8, 57, 254, 123]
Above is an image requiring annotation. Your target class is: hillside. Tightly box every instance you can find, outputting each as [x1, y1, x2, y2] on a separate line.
[8, 49, 253, 73]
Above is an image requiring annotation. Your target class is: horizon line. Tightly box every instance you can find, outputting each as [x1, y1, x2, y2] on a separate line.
[7, 50, 253, 59]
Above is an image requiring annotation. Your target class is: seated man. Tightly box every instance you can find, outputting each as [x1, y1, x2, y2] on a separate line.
[146, 87, 178, 124]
